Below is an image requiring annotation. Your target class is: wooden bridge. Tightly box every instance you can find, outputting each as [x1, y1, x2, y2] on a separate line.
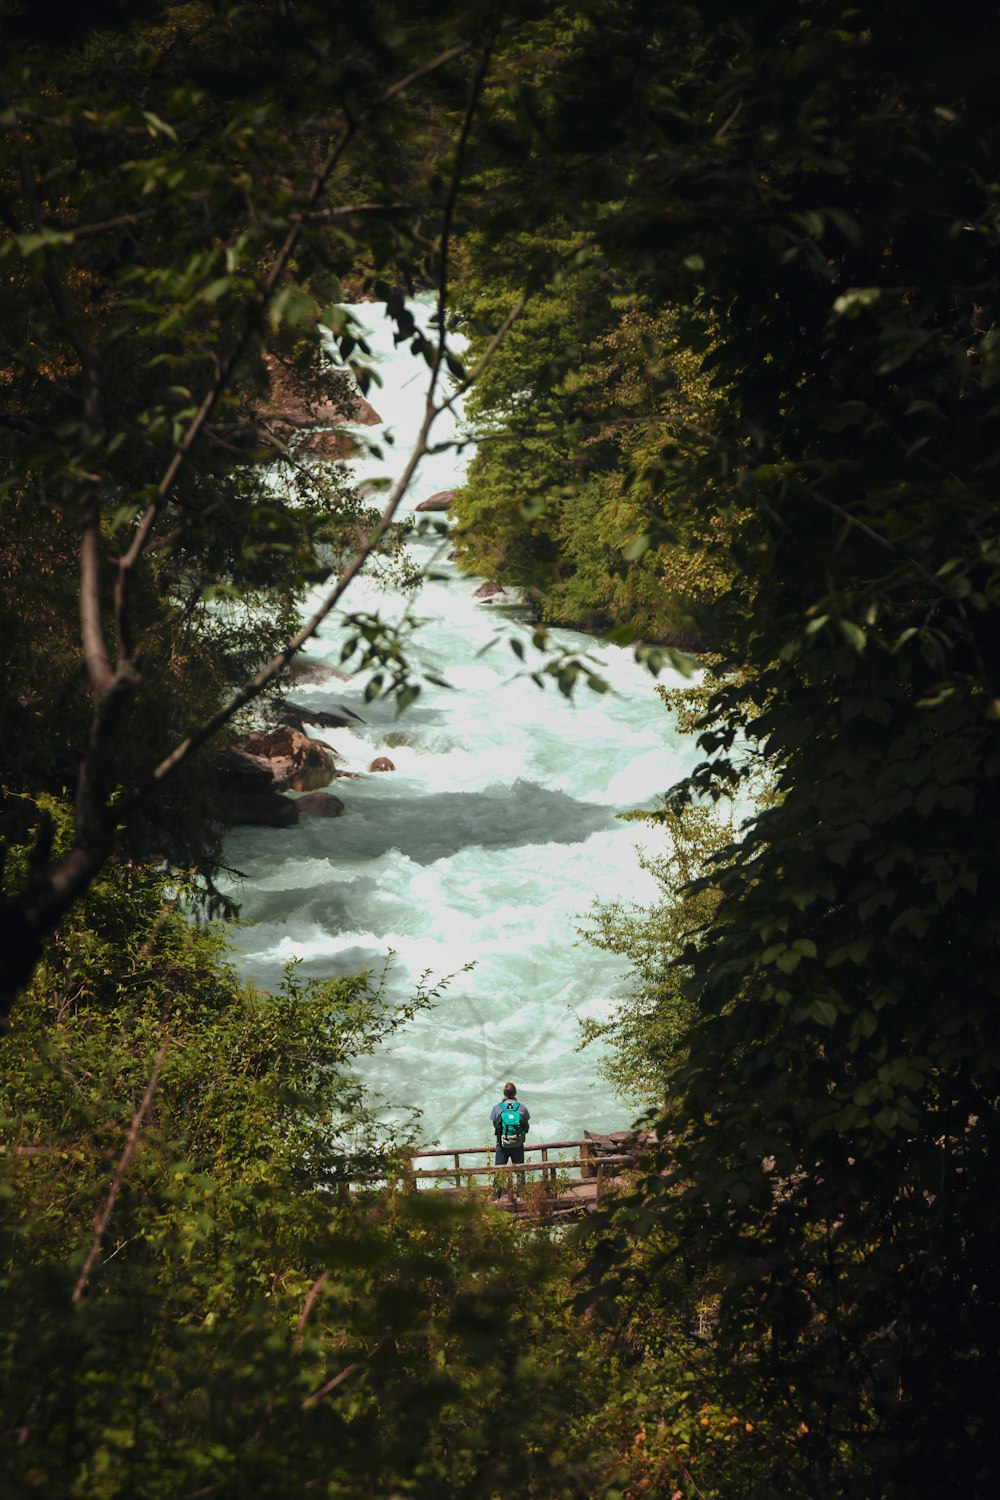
[399, 1135, 637, 1219]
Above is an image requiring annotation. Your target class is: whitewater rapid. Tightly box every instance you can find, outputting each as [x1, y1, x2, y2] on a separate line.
[223, 302, 698, 1148]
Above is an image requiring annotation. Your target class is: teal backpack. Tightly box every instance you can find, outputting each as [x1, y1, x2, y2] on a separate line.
[498, 1099, 525, 1147]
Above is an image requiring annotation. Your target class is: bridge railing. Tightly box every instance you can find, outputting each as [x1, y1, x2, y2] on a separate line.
[403, 1137, 633, 1204]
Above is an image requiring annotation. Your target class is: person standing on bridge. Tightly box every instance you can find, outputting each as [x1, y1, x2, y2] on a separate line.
[491, 1081, 530, 1201]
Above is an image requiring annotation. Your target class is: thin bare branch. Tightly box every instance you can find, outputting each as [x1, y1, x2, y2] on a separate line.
[301, 1362, 359, 1409]
[64, 206, 160, 239]
[430, 36, 496, 408]
[71, 1038, 170, 1303]
[437, 292, 529, 415]
[80, 495, 114, 696]
[292, 1270, 330, 1351]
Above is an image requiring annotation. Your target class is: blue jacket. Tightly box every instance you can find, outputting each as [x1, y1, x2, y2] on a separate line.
[491, 1098, 530, 1139]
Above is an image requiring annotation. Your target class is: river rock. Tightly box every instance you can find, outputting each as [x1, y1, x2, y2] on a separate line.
[415, 489, 454, 512]
[238, 726, 338, 792]
[295, 428, 355, 459]
[258, 357, 382, 460]
[284, 655, 352, 683]
[263, 355, 382, 430]
[216, 749, 300, 827]
[473, 580, 506, 601]
[369, 756, 395, 772]
[235, 790, 300, 827]
[297, 792, 346, 818]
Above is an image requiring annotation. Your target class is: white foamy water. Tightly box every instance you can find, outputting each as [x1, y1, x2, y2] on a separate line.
[223, 301, 699, 1147]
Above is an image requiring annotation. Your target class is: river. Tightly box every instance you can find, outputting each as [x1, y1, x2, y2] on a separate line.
[222, 301, 698, 1148]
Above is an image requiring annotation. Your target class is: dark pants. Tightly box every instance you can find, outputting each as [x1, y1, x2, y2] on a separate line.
[493, 1140, 524, 1199]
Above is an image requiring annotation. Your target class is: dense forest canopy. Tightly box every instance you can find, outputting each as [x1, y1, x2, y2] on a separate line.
[2, 2, 998, 1496]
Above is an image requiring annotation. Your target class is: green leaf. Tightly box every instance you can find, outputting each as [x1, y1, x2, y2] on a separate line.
[141, 110, 178, 141]
[832, 286, 881, 318]
[201, 278, 231, 303]
[838, 619, 867, 653]
[622, 534, 651, 561]
[16, 230, 74, 257]
[395, 683, 420, 715]
[110, 504, 142, 532]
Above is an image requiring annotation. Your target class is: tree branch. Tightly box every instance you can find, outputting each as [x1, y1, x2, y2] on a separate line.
[127, 44, 524, 804]
[112, 115, 358, 665]
[112, 27, 506, 635]
[429, 35, 496, 408]
[118, 276, 529, 804]
[292, 1270, 330, 1351]
[71, 1038, 170, 1303]
[80, 493, 114, 696]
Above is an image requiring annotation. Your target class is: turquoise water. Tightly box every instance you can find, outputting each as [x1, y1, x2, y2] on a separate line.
[223, 302, 697, 1147]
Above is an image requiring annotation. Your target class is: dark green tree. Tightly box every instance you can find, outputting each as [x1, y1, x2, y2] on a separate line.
[567, 4, 1000, 1494]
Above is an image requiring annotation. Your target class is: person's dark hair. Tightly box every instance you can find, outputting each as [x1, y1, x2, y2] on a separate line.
[503, 1081, 516, 1098]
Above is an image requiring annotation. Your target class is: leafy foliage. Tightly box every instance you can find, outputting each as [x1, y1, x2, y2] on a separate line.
[572, 4, 1000, 1495]
[451, 248, 729, 645]
[579, 801, 730, 1105]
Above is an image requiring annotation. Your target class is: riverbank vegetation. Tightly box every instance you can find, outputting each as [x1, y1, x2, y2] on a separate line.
[3, 2, 999, 1496]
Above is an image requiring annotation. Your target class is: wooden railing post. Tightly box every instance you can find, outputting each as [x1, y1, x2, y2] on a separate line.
[580, 1138, 595, 1179]
[404, 1156, 416, 1194]
[596, 1159, 605, 1205]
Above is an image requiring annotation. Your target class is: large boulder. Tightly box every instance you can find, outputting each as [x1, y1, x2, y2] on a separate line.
[257, 357, 382, 460]
[284, 655, 351, 683]
[297, 792, 347, 818]
[295, 428, 355, 460]
[263, 355, 382, 430]
[415, 489, 454, 513]
[238, 726, 338, 792]
[473, 580, 506, 601]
